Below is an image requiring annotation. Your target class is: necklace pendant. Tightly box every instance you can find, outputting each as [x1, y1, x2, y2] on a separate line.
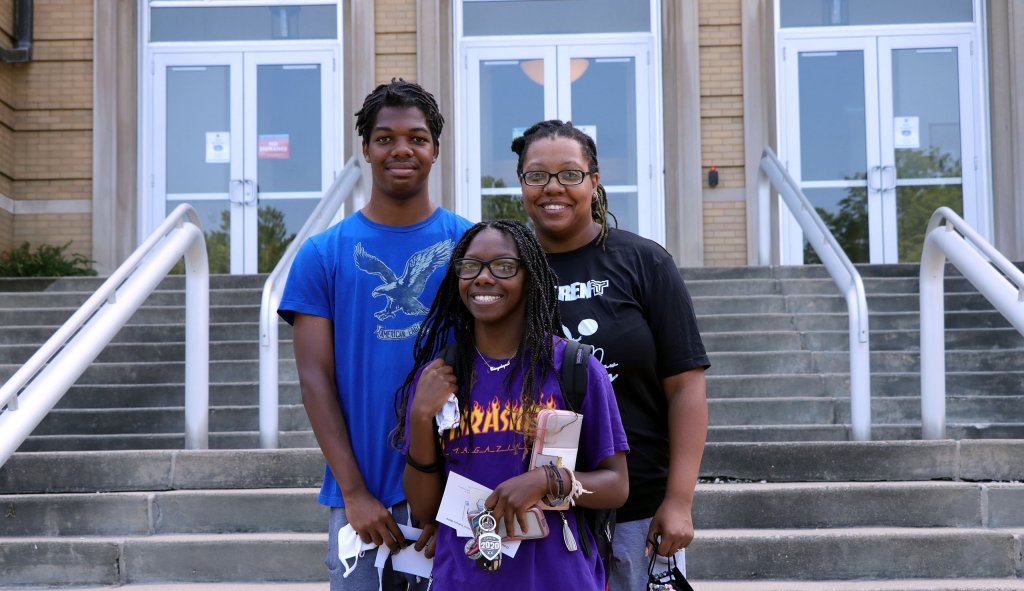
[488, 359, 511, 372]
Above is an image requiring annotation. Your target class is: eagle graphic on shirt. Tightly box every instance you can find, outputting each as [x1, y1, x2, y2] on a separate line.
[354, 240, 452, 321]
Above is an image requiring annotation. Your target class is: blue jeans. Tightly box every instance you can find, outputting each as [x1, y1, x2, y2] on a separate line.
[608, 517, 686, 591]
[326, 502, 429, 591]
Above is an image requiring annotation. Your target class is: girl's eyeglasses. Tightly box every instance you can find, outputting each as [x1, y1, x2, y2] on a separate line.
[453, 257, 522, 280]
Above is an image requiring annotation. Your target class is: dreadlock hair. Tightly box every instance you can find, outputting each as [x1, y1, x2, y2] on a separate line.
[510, 119, 617, 247]
[355, 78, 444, 147]
[392, 220, 563, 456]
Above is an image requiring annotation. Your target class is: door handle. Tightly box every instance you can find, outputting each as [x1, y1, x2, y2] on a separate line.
[229, 179, 244, 204]
[881, 165, 896, 192]
[243, 179, 257, 204]
[867, 166, 882, 192]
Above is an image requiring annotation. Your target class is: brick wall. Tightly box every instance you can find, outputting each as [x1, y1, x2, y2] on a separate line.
[703, 200, 747, 266]
[0, 0, 15, 251]
[0, 208, 10, 251]
[375, 0, 417, 83]
[2, 1, 93, 256]
[699, 0, 747, 265]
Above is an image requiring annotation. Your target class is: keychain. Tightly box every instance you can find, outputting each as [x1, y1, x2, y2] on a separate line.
[466, 509, 502, 571]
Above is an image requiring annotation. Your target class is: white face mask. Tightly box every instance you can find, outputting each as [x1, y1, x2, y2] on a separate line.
[337, 524, 377, 578]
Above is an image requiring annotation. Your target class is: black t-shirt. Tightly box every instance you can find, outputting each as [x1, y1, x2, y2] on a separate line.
[546, 228, 710, 523]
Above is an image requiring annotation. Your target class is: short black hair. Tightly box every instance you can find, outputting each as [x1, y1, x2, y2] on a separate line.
[355, 78, 444, 147]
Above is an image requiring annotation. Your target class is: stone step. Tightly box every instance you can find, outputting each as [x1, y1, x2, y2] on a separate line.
[18, 430, 317, 452]
[0, 288, 264, 310]
[0, 488, 325, 536]
[701, 327, 1024, 352]
[686, 527, 1024, 580]
[0, 359, 297, 385]
[696, 309, 1016, 333]
[690, 580, 1024, 591]
[0, 304, 263, 326]
[707, 423, 1024, 442]
[4, 441, 1021, 495]
[55, 382, 300, 409]
[706, 371, 1024, 399]
[4, 581, 327, 585]
[30, 405, 310, 436]
[707, 396, 1024, 426]
[0, 532, 327, 587]
[691, 292, 1002, 316]
[0, 340, 294, 364]
[694, 481, 1024, 529]
[706, 349, 1022, 375]
[0, 321, 292, 345]
[0, 274, 269, 292]
[4, 482, 1019, 537]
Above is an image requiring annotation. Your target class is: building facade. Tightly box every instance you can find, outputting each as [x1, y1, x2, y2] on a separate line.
[2, 0, 1023, 274]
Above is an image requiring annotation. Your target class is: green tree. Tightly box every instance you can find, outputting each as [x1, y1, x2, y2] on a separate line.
[258, 205, 297, 273]
[481, 175, 528, 222]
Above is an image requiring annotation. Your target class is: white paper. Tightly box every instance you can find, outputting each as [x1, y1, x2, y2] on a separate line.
[436, 471, 521, 557]
[205, 131, 230, 163]
[373, 524, 433, 579]
[894, 116, 920, 149]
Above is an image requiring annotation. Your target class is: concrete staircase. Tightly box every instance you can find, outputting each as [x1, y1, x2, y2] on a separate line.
[1, 266, 1022, 588]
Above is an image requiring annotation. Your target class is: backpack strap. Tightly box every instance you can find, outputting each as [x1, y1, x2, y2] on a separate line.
[560, 339, 592, 413]
[440, 343, 458, 367]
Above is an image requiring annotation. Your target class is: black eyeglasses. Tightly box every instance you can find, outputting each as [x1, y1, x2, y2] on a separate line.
[453, 257, 522, 280]
[520, 169, 591, 187]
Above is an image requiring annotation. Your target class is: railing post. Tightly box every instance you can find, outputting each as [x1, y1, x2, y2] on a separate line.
[184, 225, 210, 450]
[757, 154, 771, 266]
[919, 229, 947, 440]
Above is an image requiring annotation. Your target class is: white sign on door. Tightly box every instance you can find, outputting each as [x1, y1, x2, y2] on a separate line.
[894, 116, 920, 149]
[205, 131, 231, 163]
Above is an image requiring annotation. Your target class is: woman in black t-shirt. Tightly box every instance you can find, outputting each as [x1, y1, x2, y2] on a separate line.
[512, 120, 710, 590]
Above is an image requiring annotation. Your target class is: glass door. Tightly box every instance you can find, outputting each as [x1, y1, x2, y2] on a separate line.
[878, 35, 975, 262]
[153, 50, 335, 274]
[154, 52, 244, 274]
[780, 37, 879, 264]
[462, 42, 656, 238]
[780, 33, 979, 264]
[244, 51, 335, 273]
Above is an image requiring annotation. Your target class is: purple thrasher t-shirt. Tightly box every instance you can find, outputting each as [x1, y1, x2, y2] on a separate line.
[407, 338, 629, 589]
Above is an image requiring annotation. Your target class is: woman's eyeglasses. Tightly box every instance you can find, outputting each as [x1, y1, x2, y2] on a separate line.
[453, 257, 522, 279]
[520, 169, 591, 186]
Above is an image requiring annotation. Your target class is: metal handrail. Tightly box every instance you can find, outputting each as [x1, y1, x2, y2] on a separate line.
[757, 147, 872, 441]
[0, 204, 209, 466]
[919, 207, 1024, 439]
[259, 156, 366, 448]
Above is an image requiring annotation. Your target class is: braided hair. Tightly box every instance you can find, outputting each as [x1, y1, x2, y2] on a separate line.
[393, 220, 563, 454]
[510, 120, 617, 246]
[355, 78, 444, 147]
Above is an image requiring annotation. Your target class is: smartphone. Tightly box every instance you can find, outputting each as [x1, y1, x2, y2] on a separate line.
[469, 506, 550, 541]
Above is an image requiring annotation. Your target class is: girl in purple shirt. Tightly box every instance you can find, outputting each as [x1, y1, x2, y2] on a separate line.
[395, 220, 629, 589]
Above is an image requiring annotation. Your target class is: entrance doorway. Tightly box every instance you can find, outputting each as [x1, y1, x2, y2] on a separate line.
[150, 50, 337, 274]
[461, 41, 657, 238]
[778, 29, 986, 264]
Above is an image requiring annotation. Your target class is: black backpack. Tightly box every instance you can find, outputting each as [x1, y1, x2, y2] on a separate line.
[558, 339, 616, 569]
[439, 340, 616, 565]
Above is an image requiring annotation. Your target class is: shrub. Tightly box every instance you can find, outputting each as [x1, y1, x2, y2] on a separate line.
[0, 242, 98, 277]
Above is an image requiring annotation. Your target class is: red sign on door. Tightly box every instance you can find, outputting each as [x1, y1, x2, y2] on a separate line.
[258, 134, 290, 159]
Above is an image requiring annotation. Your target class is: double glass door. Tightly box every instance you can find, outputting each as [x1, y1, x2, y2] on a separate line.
[152, 50, 336, 273]
[780, 34, 978, 263]
[463, 42, 657, 239]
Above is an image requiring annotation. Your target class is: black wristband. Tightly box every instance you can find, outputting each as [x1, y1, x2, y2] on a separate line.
[405, 453, 442, 473]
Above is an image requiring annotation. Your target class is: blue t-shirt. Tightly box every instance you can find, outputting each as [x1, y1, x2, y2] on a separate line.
[279, 208, 471, 507]
[408, 338, 629, 590]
